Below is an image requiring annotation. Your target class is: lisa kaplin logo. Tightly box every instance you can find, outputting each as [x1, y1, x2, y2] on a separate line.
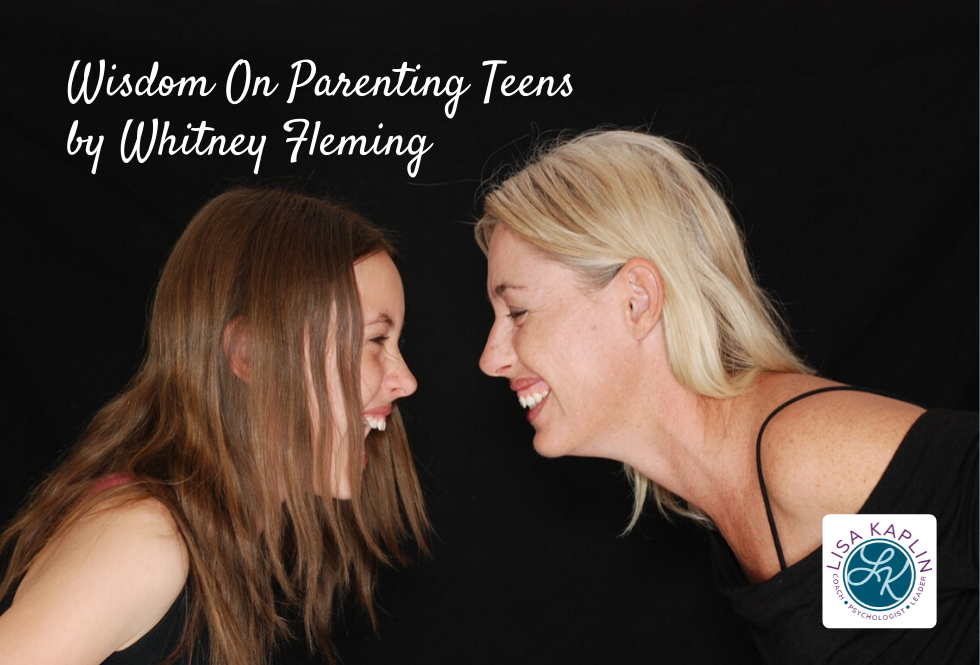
[823, 514, 936, 628]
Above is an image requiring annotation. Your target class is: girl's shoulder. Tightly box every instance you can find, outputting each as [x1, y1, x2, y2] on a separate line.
[0, 493, 189, 664]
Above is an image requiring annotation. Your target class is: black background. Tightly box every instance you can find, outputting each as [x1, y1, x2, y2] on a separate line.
[1, 2, 976, 663]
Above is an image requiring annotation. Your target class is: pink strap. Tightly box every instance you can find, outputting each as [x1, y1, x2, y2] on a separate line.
[92, 473, 132, 492]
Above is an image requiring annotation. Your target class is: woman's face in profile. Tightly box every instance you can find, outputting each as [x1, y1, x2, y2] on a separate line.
[323, 252, 417, 499]
[479, 226, 636, 459]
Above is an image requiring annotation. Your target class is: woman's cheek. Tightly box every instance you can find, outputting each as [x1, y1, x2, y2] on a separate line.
[514, 324, 540, 362]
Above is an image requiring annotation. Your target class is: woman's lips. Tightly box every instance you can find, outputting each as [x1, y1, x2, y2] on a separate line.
[510, 378, 551, 424]
[525, 392, 549, 423]
[510, 377, 545, 392]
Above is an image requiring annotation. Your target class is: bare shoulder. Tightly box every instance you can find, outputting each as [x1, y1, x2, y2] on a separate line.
[0, 495, 189, 665]
[758, 381, 924, 557]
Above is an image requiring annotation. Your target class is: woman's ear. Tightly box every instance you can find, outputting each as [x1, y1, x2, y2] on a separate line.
[222, 316, 251, 381]
[621, 258, 664, 340]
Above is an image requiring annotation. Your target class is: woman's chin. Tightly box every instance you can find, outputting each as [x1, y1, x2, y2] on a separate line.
[532, 433, 567, 459]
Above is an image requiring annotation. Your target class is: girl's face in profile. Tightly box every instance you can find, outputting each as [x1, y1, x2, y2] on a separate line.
[479, 226, 636, 459]
[324, 252, 417, 499]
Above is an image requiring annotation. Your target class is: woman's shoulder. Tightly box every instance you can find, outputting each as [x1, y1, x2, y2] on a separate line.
[0, 494, 189, 664]
[754, 378, 924, 553]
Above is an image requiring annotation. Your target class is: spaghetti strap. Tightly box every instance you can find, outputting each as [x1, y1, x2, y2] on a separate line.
[756, 385, 906, 572]
[92, 473, 133, 493]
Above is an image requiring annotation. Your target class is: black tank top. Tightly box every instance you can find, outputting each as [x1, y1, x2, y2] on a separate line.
[709, 389, 978, 663]
[0, 582, 199, 664]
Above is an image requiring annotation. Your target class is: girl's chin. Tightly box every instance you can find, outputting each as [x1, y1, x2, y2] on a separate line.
[329, 483, 353, 500]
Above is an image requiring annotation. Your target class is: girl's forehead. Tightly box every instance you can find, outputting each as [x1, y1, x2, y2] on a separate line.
[354, 253, 405, 322]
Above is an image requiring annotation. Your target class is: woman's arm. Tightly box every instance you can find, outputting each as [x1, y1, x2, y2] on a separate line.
[0, 497, 189, 665]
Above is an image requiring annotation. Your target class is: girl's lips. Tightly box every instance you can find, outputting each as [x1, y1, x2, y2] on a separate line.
[363, 404, 392, 418]
[363, 404, 393, 432]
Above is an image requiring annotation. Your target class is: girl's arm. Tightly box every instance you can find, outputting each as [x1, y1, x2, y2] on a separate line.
[0, 496, 189, 664]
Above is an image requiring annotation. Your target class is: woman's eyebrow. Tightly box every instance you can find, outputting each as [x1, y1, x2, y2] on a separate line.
[492, 282, 527, 297]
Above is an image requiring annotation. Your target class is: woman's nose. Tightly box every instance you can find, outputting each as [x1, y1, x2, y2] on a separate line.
[479, 321, 514, 377]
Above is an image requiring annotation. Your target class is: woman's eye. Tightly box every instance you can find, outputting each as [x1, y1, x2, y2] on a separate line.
[370, 335, 389, 345]
[507, 309, 527, 321]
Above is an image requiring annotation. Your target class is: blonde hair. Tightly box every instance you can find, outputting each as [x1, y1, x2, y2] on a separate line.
[1, 188, 429, 664]
[476, 130, 810, 527]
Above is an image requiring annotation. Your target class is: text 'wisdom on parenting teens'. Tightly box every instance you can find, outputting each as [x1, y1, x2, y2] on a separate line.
[65, 59, 574, 177]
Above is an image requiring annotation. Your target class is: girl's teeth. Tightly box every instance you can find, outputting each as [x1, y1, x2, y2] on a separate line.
[363, 415, 387, 431]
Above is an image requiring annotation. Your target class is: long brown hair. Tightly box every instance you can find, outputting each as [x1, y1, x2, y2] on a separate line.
[0, 187, 429, 664]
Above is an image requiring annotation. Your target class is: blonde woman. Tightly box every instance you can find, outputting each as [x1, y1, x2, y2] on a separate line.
[476, 130, 977, 662]
[0, 188, 428, 664]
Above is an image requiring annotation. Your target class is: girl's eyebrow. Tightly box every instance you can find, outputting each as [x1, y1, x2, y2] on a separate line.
[365, 314, 394, 327]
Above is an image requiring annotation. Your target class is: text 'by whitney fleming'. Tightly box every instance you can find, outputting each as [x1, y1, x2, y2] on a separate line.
[66, 59, 573, 177]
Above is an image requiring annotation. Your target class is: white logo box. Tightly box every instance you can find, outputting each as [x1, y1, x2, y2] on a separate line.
[822, 514, 936, 629]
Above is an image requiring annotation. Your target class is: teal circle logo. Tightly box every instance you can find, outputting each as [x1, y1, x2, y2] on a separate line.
[843, 539, 915, 611]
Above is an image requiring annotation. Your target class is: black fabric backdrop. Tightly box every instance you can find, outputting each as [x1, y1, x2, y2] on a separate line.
[1, 2, 976, 663]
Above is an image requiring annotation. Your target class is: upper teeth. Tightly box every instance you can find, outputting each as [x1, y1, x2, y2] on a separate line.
[519, 390, 549, 409]
[364, 415, 387, 431]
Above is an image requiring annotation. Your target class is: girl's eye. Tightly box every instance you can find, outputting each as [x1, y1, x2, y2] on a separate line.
[370, 335, 389, 345]
[507, 309, 527, 321]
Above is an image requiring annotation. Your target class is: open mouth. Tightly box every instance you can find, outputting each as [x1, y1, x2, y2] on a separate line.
[518, 390, 549, 409]
[511, 378, 552, 424]
[362, 404, 393, 432]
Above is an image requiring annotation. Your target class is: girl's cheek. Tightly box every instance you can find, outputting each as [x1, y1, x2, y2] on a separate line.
[365, 357, 384, 388]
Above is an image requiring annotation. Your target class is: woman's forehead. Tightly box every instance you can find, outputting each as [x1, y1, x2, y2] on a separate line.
[486, 228, 577, 300]
[487, 226, 543, 272]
